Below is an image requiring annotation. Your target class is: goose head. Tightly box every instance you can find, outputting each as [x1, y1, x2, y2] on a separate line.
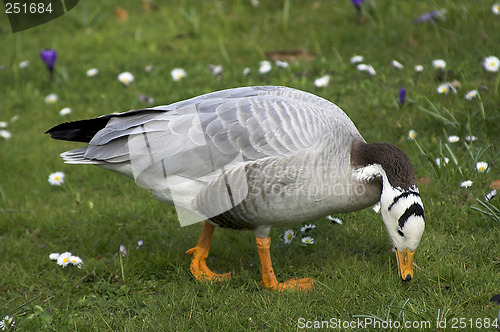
[352, 141, 425, 281]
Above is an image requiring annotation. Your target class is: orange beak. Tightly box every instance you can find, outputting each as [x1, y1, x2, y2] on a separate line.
[395, 249, 415, 281]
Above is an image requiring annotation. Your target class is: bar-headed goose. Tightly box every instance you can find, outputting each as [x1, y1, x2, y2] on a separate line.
[46, 86, 424, 291]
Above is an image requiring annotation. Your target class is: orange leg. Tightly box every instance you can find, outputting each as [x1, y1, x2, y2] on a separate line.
[256, 236, 314, 291]
[185, 222, 231, 282]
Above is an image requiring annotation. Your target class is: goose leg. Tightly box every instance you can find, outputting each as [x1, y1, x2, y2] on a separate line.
[256, 236, 314, 291]
[186, 222, 231, 282]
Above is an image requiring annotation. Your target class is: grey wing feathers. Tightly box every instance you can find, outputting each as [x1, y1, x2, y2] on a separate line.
[63, 86, 357, 175]
[61, 147, 96, 164]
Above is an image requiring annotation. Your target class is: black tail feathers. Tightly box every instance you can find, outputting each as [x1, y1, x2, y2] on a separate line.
[45, 117, 111, 143]
[45, 109, 164, 143]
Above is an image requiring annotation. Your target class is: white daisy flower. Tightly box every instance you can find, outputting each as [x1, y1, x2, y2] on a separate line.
[86, 68, 99, 77]
[243, 67, 251, 76]
[118, 72, 134, 85]
[283, 230, 294, 244]
[372, 202, 381, 213]
[432, 59, 446, 69]
[476, 161, 489, 173]
[48, 171, 65, 186]
[0, 130, 11, 140]
[350, 55, 364, 64]
[57, 252, 72, 267]
[212, 64, 223, 76]
[69, 255, 83, 268]
[492, 4, 500, 15]
[437, 82, 450, 94]
[208, 64, 223, 77]
[357, 64, 376, 75]
[49, 253, 60, 260]
[275, 60, 289, 68]
[414, 65, 424, 72]
[136, 240, 143, 249]
[301, 237, 314, 245]
[250, 0, 260, 7]
[367, 65, 376, 76]
[356, 63, 368, 71]
[408, 129, 417, 140]
[460, 180, 473, 188]
[59, 107, 71, 116]
[392, 60, 404, 69]
[45, 93, 58, 104]
[485, 189, 497, 202]
[435, 157, 450, 168]
[301, 224, 317, 233]
[314, 75, 330, 88]
[0, 315, 15, 330]
[19, 60, 30, 69]
[259, 60, 272, 74]
[465, 135, 478, 142]
[464, 89, 478, 100]
[0, 121, 7, 128]
[144, 65, 153, 72]
[326, 215, 343, 224]
[120, 245, 127, 257]
[483, 56, 500, 73]
[170, 68, 186, 81]
[447, 135, 460, 143]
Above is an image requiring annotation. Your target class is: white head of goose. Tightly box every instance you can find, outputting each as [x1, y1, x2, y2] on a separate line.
[46, 86, 424, 291]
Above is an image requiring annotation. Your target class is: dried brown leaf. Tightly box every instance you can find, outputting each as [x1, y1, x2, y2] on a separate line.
[265, 49, 316, 63]
[489, 180, 500, 190]
[115, 7, 128, 22]
[418, 177, 433, 185]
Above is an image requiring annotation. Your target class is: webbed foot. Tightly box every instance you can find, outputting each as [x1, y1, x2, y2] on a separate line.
[186, 246, 231, 282]
[186, 222, 231, 282]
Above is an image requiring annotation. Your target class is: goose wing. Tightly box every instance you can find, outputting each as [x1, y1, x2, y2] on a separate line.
[83, 86, 356, 168]
[68, 86, 360, 224]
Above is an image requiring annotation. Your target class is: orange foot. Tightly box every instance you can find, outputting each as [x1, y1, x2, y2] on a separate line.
[264, 277, 315, 291]
[186, 246, 231, 282]
[186, 222, 231, 282]
[256, 236, 314, 292]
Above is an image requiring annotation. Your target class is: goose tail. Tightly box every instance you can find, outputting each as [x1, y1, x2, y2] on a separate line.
[44, 117, 111, 143]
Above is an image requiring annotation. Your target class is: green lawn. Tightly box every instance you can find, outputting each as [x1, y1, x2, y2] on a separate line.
[0, 0, 499, 330]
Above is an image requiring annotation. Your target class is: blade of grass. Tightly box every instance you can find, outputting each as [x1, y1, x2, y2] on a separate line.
[443, 143, 463, 176]
[0, 295, 40, 318]
[282, 0, 290, 32]
[119, 253, 126, 284]
[413, 139, 441, 177]
[441, 106, 459, 124]
[416, 101, 460, 128]
[477, 94, 486, 120]
[471, 199, 500, 222]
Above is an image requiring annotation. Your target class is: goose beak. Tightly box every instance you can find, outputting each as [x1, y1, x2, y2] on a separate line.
[395, 249, 414, 281]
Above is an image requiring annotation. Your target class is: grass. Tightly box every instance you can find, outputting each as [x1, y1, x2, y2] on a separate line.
[0, 0, 499, 330]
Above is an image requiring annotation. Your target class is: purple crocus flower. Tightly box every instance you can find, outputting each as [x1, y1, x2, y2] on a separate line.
[351, 0, 364, 12]
[399, 87, 406, 105]
[40, 49, 57, 72]
[412, 10, 444, 24]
